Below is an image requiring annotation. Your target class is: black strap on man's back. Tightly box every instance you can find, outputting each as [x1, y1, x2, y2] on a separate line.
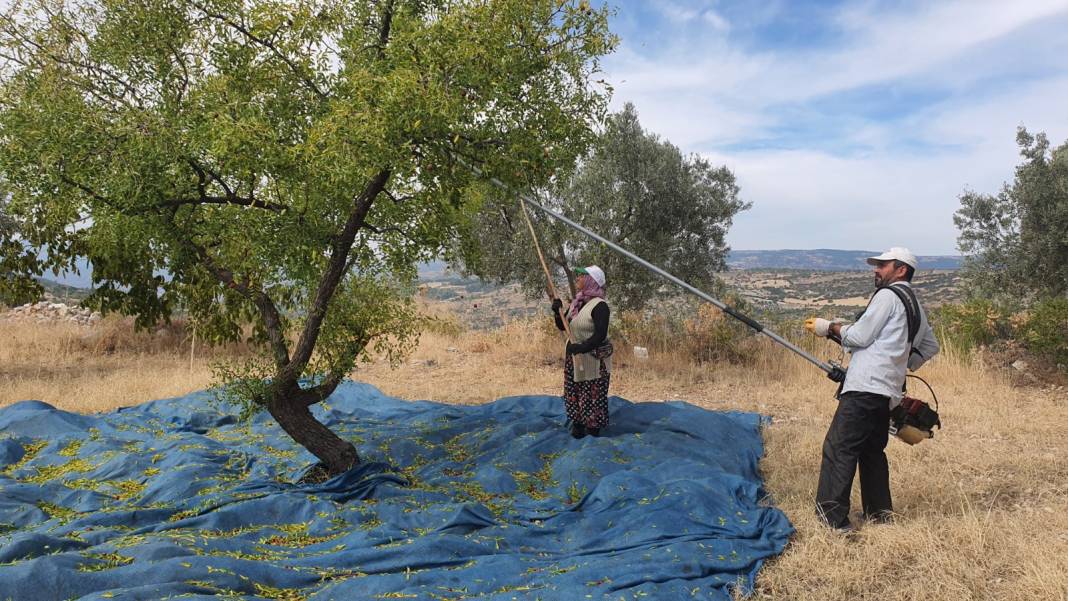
[855, 283, 922, 353]
[882, 283, 921, 346]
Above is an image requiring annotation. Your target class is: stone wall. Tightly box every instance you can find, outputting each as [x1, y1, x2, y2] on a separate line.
[1, 301, 102, 326]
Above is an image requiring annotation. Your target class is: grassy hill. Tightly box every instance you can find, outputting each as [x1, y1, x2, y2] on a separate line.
[37, 277, 92, 303]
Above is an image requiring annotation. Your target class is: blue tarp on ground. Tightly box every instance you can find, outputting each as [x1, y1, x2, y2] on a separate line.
[0, 382, 793, 600]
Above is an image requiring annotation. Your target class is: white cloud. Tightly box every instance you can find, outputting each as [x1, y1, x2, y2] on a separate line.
[601, 1, 1068, 254]
[717, 148, 984, 253]
[651, 2, 730, 33]
[787, 0, 1068, 100]
[655, 1, 701, 23]
[719, 74, 1068, 254]
[607, 0, 1068, 128]
[701, 9, 730, 32]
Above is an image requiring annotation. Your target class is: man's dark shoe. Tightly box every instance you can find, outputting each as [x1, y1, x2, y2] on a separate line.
[586, 427, 601, 437]
[833, 523, 858, 537]
[569, 422, 586, 439]
[819, 513, 856, 534]
[822, 518, 857, 536]
[865, 511, 894, 525]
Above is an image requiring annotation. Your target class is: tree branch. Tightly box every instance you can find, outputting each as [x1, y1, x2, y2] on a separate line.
[291, 371, 347, 408]
[0, 10, 145, 110]
[499, 207, 517, 234]
[382, 188, 415, 204]
[161, 37, 191, 103]
[282, 168, 391, 384]
[363, 221, 421, 245]
[377, 1, 395, 58]
[164, 196, 286, 212]
[557, 242, 576, 297]
[57, 173, 113, 205]
[182, 159, 284, 211]
[179, 235, 292, 369]
[189, 0, 327, 100]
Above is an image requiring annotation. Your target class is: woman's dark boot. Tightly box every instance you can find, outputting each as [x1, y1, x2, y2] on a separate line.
[569, 422, 586, 439]
[586, 427, 601, 437]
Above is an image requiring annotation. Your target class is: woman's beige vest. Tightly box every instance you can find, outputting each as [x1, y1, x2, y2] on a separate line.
[568, 297, 610, 383]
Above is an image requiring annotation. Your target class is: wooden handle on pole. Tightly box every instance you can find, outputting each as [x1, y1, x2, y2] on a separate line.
[519, 199, 574, 342]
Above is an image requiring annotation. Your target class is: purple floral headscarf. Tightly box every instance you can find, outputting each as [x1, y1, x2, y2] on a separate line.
[567, 275, 606, 319]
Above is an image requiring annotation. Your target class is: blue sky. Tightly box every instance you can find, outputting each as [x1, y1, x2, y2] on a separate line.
[598, 0, 1068, 254]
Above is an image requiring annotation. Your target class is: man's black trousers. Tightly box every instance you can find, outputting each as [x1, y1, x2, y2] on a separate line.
[816, 390, 892, 529]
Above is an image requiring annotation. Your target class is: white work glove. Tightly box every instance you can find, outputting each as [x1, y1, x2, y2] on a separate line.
[804, 317, 832, 337]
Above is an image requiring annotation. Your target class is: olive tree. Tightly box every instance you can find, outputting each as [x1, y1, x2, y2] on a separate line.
[0, 0, 614, 477]
[0, 189, 44, 306]
[462, 102, 749, 310]
[955, 128, 1068, 301]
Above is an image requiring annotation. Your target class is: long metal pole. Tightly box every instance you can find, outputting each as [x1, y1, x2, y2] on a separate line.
[463, 161, 844, 381]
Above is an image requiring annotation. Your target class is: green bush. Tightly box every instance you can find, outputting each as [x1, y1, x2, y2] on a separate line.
[1018, 298, 1068, 369]
[934, 297, 1067, 373]
[613, 294, 756, 364]
[932, 299, 1010, 351]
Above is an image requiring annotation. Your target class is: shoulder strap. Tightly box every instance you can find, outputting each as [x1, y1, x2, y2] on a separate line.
[853, 284, 923, 396]
[882, 283, 920, 346]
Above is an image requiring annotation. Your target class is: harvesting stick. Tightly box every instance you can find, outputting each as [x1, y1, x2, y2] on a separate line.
[460, 159, 846, 382]
[518, 197, 574, 342]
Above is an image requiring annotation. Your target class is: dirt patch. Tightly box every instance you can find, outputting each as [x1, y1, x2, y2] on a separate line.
[977, 340, 1068, 388]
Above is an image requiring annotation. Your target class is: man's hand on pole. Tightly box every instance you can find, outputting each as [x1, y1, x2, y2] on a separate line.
[804, 317, 832, 337]
[805, 317, 844, 343]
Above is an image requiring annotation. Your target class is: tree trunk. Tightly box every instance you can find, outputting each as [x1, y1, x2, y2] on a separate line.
[258, 170, 390, 480]
[557, 244, 576, 297]
[267, 390, 359, 478]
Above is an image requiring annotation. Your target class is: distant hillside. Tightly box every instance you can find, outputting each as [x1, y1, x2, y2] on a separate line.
[727, 249, 961, 271]
[37, 277, 92, 303]
[422, 251, 962, 276]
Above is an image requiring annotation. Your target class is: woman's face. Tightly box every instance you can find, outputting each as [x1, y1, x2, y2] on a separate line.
[576, 274, 589, 288]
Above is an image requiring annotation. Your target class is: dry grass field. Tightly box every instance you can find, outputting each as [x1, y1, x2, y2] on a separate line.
[1, 310, 1066, 600]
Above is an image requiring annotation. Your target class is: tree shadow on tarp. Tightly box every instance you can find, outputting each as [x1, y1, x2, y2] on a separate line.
[0, 381, 793, 600]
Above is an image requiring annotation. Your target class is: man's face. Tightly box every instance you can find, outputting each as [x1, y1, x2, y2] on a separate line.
[873, 260, 904, 287]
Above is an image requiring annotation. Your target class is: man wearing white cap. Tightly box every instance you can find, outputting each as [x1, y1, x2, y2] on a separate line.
[803, 247, 940, 531]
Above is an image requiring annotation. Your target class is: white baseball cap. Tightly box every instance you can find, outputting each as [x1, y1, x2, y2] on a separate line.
[866, 247, 918, 269]
[575, 265, 606, 287]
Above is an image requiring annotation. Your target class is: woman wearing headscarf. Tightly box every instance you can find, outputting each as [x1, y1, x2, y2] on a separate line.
[550, 265, 613, 438]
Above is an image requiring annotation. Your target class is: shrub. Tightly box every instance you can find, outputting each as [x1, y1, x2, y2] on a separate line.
[682, 302, 755, 364]
[933, 297, 1067, 374]
[1017, 298, 1068, 369]
[932, 299, 1010, 352]
[612, 294, 757, 365]
[422, 313, 466, 338]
